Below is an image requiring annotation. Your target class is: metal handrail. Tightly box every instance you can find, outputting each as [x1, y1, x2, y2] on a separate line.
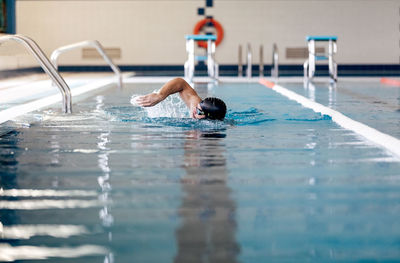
[259, 45, 264, 77]
[271, 43, 279, 79]
[238, 45, 243, 77]
[246, 43, 252, 78]
[0, 34, 72, 113]
[51, 40, 122, 88]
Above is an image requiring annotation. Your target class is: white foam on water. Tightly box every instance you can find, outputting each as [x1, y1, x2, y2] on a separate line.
[131, 91, 189, 118]
[130, 95, 141, 106]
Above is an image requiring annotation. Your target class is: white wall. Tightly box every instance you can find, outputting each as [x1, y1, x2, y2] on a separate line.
[7, 0, 400, 68]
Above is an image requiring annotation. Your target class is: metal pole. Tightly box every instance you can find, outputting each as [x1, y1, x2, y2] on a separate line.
[0, 34, 72, 113]
[246, 43, 252, 79]
[272, 43, 279, 79]
[51, 40, 123, 88]
[238, 45, 243, 77]
[259, 45, 264, 77]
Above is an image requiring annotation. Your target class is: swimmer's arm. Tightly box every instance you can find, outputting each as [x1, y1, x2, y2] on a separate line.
[136, 78, 202, 109]
[163, 78, 204, 119]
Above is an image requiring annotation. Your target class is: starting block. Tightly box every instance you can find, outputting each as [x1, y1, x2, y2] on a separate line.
[184, 35, 219, 82]
[304, 36, 338, 82]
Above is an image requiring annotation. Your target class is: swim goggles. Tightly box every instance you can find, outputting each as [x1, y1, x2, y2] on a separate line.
[196, 107, 205, 116]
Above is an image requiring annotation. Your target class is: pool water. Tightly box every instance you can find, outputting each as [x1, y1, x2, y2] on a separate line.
[1, 81, 400, 262]
[283, 79, 400, 139]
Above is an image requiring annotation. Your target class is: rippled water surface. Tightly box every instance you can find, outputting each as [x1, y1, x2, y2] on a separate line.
[283, 79, 400, 139]
[1, 81, 400, 262]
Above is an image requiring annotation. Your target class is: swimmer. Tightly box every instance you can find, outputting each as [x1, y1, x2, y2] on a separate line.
[136, 78, 227, 120]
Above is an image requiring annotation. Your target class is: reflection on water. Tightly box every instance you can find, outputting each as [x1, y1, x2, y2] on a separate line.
[0, 199, 101, 210]
[96, 95, 114, 263]
[0, 188, 98, 197]
[0, 244, 108, 262]
[0, 224, 89, 239]
[0, 124, 109, 262]
[303, 81, 337, 108]
[0, 131, 20, 261]
[175, 130, 240, 262]
[0, 131, 19, 189]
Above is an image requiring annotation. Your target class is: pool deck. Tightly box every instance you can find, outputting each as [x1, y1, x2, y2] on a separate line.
[0, 72, 133, 124]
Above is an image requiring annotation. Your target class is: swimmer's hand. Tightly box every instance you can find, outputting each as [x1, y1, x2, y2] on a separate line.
[190, 104, 206, 120]
[136, 93, 164, 107]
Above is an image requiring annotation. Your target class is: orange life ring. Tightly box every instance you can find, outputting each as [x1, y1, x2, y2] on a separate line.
[193, 18, 224, 49]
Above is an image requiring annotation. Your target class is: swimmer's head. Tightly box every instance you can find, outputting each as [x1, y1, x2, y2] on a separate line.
[199, 97, 227, 120]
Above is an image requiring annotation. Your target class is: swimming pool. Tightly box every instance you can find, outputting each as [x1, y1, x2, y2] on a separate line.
[282, 79, 400, 139]
[1, 80, 400, 262]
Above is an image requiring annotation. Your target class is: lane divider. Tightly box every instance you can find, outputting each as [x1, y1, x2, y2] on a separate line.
[259, 78, 400, 159]
[380, 77, 400, 87]
[259, 79, 275, 89]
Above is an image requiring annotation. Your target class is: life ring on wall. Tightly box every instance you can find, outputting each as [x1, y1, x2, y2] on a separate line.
[193, 18, 224, 49]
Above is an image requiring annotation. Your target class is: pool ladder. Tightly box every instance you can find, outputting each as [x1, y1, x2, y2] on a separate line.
[51, 40, 122, 88]
[0, 34, 72, 113]
[237, 43, 253, 78]
[0, 36, 123, 114]
[271, 43, 279, 80]
[246, 44, 252, 79]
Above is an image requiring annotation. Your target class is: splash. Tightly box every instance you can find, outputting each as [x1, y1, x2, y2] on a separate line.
[131, 92, 189, 118]
[127, 91, 230, 129]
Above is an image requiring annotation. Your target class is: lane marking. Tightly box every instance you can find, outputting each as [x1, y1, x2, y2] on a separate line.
[259, 78, 275, 89]
[380, 77, 400, 87]
[259, 79, 400, 160]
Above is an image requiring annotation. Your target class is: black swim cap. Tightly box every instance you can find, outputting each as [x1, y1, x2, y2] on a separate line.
[199, 97, 227, 120]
